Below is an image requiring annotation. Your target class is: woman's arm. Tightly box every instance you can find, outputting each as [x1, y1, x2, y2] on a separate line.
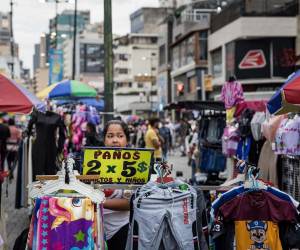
[103, 198, 130, 211]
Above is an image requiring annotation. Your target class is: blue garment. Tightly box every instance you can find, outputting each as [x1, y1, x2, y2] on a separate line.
[236, 136, 252, 161]
[200, 148, 226, 173]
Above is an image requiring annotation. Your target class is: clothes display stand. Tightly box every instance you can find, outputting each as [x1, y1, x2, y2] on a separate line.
[27, 158, 105, 250]
[210, 162, 300, 250]
[126, 162, 209, 250]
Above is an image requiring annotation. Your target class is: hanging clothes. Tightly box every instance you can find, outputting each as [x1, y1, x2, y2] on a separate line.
[210, 184, 300, 250]
[220, 80, 244, 109]
[258, 141, 279, 187]
[126, 180, 208, 250]
[27, 196, 105, 250]
[27, 110, 66, 179]
[275, 116, 300, 155]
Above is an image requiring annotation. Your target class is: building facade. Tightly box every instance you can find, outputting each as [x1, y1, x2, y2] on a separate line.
[130, 7, 171, 34]
[208, 0, 298, 100]
[62, 23, 105, 92]
[49, 10, 90, 50]
[170, 1, 214, 103]
[113, 33, 159, 116]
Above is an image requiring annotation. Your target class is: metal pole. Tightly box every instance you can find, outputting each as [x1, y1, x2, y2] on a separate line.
[201, 70, 206, 101]
[72, 0, 78, 80]
[150, 56, 153, 114]
[104, 0, 114, 123]
[9, 0, 14, 79]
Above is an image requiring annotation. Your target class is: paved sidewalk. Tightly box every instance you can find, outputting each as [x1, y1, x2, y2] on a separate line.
[1, 168, 29, 249]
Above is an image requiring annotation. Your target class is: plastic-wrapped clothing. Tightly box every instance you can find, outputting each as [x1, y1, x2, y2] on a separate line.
[250, 112, 266, 141]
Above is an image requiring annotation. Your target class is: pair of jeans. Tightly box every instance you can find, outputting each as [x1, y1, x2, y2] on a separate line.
[126, 181, 200, 250]
[200, 148, 226, 173]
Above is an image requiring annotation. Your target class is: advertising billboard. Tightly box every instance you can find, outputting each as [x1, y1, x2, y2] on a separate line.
[49, 49, 63, 85]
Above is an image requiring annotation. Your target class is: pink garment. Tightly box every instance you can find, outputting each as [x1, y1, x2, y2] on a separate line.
[7, 125, 21, 151]
[221, 81, 244, 109]
[261, 115, 286, 142]
[222, 125, 240, 157]
[8, 125, 21, 144]
[275, 117, 300, 155]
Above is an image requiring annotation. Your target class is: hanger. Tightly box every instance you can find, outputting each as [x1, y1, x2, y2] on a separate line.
[154, 161, 174, 184]
[29, 158, 105, 204]
[244, 166, 267, 190]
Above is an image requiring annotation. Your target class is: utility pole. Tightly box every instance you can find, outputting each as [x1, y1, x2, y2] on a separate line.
[72, 0, 78, 80]
[9, 0, 14, 79]
[104, 0, 114, 123]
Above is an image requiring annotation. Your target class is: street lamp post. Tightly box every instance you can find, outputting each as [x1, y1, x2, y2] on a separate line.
[104, 0, 114, 123]
[72, 0, 77, 80]
[9, 0, 14, 79]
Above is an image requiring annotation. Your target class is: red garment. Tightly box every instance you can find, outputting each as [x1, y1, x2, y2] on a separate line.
[219, 190, 297, 223]
[235, 101, 267, 117]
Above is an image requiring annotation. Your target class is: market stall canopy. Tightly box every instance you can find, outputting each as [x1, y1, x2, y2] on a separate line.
[54, 98, 104, 111]
[37, 79, 97, 99]
[267, 70, 300, 115]
[0, 74, 45, 114]
[164, 101, 225, 111]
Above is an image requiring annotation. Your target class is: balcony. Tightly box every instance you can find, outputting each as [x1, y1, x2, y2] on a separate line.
[211, 0, 298, 33]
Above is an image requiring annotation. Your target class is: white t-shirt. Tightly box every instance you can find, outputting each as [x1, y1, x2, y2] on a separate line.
[103, 189, 131, 240]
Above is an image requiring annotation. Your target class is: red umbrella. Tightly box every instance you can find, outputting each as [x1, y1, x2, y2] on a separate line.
[0, 74, 45, 114]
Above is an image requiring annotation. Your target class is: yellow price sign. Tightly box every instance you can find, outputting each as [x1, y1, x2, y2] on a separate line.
[82, 147, 154, 184]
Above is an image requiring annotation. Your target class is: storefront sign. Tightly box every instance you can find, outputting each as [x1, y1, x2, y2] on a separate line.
[204, 74, 213, 92]
[82, 147, 154, 184]
[235, 39, 270, 79]
[239, 49, 266, 69]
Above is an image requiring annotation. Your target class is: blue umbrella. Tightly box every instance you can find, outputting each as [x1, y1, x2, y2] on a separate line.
[55, 98, 104, 111]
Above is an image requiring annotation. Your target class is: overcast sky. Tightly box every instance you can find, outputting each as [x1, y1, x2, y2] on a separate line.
[0, 0, 159, 72]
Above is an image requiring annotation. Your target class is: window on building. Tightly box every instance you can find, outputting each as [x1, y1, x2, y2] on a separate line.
[80, 43, 104, 73]
[187, 35, 195, 64]
[181, 40, 188, 67]
[211, 47, 222, 78]
[151, 37, 158, 44]
[128, 82, 132, 87]
[119, 54, 128, 61]
[199, 30, 208, 61]
[138, 82, 143, 88]
[119, 68, 128, 74]
[172, 45, 180, 70]
[159, 45, 166, 66]
[188, 76, 197, 93]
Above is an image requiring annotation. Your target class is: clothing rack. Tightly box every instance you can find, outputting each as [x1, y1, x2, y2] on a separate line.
[35, 175, 144, 189]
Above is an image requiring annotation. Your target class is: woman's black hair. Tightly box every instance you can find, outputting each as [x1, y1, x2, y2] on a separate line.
[228, 75, 236, 82]
[103, 120, 130, 141]
[86, 122, 96, 134]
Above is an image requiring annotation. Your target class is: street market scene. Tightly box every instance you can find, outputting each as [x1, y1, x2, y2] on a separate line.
[1, 0, 300, 249]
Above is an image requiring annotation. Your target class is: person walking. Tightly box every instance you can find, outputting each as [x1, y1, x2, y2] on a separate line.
[6, 118, 21, 180]
[159, 120, 171, 160]
[145, 118, 163, 162]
